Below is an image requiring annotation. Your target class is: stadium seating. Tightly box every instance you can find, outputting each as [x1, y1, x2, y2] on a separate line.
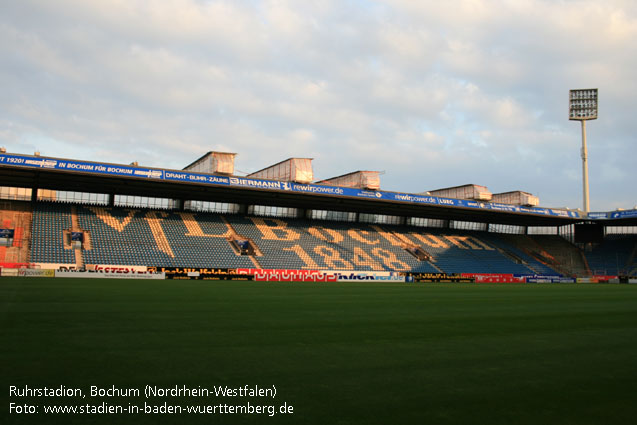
[30, 203, 75, 264]
[76, 206, 255, 268]
[28, 204, 557, 273]
[584, 234, 637, 275]
[497, 234, 590, 277]
[27, 202, 637, 277]
[380, 225, 555, 275]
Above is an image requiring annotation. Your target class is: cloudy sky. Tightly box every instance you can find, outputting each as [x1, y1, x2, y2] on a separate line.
[1, 0, 636, 211]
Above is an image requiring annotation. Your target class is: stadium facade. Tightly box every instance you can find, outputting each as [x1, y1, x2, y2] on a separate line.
[0, 150, 635, 281]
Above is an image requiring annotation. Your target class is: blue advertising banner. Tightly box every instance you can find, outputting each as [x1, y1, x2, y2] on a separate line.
[0, 153, 585, 219]
[164, 170, 230, 185]
[587, 212, 609, 219]
[609, 209, 637, 219]
[588, 209, 637, 220]
[526, 277, 576, 283]
[0, 154, 163, 179]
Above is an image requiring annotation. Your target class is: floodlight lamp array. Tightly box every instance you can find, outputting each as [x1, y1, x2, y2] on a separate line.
[569, 89, 598, 120]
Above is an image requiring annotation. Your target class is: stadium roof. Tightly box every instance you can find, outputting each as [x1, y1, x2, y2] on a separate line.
[246, 157, 313, 176]
[182, 151, 237, 171]
[1, 151, 635, 227]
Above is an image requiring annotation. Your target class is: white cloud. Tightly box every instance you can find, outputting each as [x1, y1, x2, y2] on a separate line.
[1, 0, 636, 210]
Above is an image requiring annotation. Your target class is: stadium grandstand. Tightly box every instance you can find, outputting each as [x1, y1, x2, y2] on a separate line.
[0, 150, 636, 281]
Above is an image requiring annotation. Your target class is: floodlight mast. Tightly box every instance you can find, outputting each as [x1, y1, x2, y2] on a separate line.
[581, 119, 589, 212]
[569, 89, 598, 213]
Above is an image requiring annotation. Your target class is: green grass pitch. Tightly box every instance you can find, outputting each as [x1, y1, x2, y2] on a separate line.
[2, 278, 637, 424]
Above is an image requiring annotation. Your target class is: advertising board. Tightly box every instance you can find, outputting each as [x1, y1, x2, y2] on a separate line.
[149, 267, 251, 280]
[18, 269, 55, 277]
[406, 273, 472, 283]
[86, 265, 149, 273]
[236, 269, 337, 282]
[526, 277, 576, 283]
[322, 271, 406, 282]
[55, 269, 165, 279]
[461, 273, 525, 283]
